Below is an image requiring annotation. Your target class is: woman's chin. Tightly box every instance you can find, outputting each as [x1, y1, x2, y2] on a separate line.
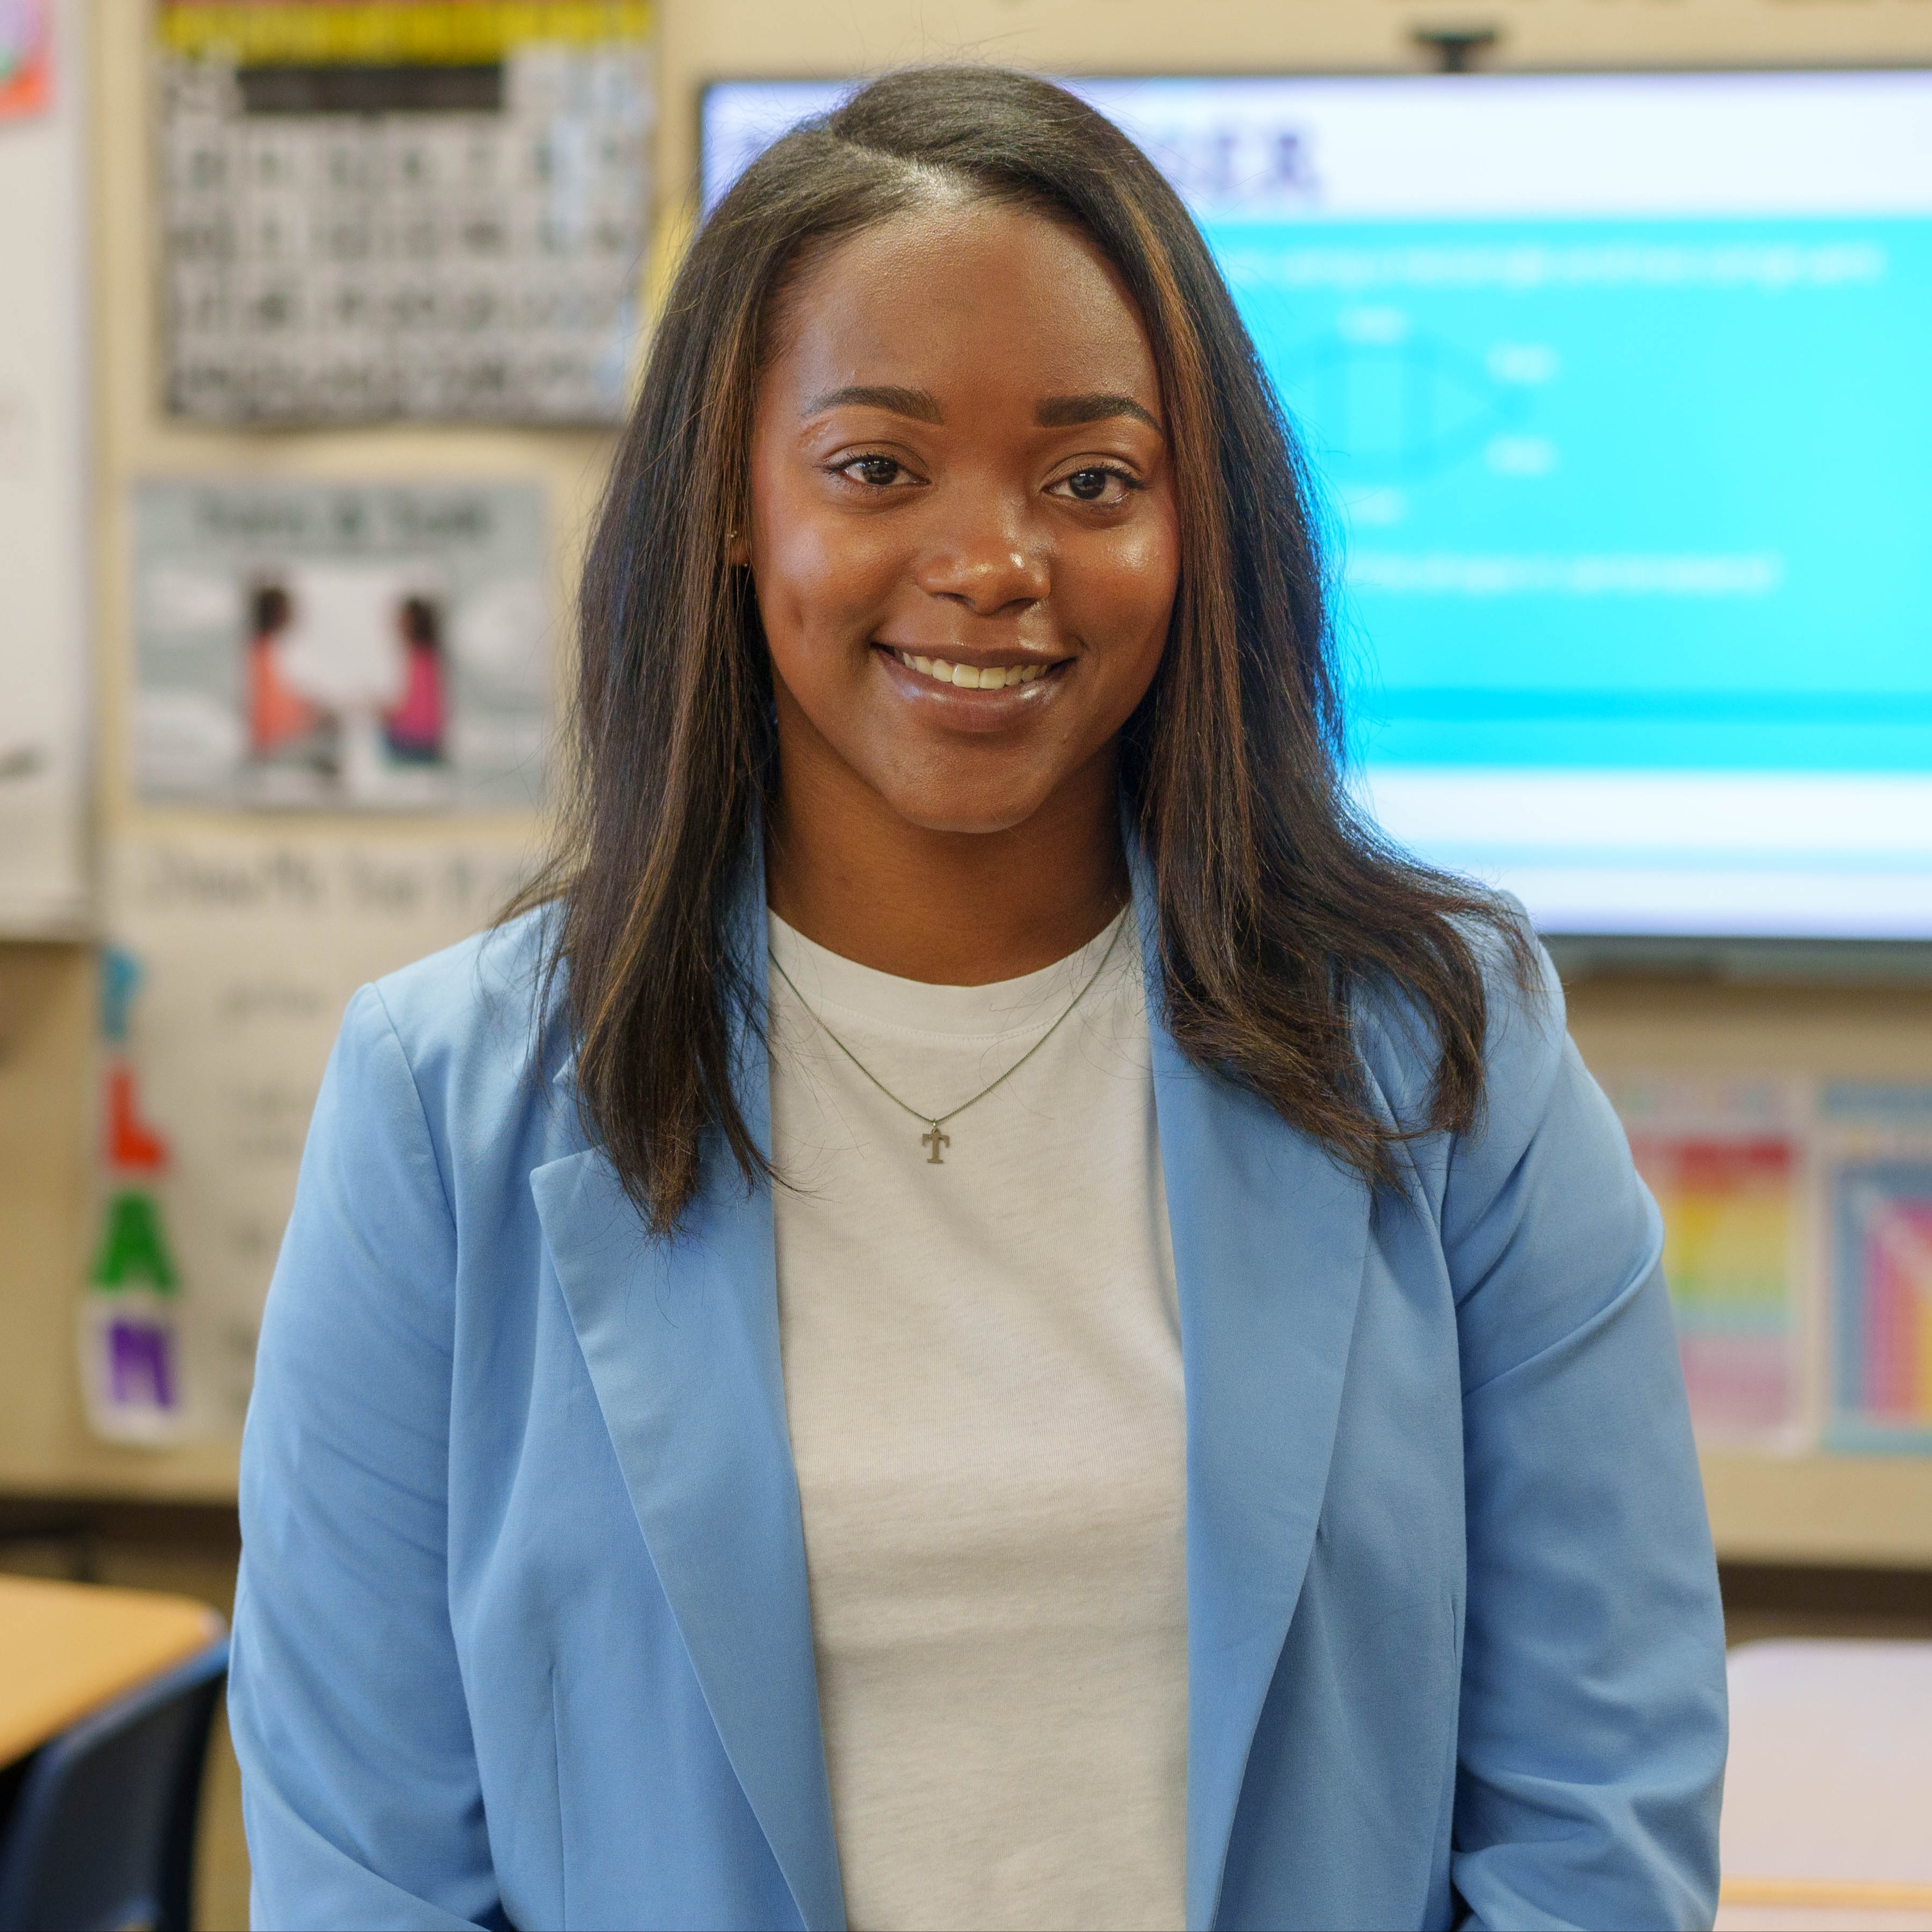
[855, 731, 1121, 844]
[872, 785, 1064, 840]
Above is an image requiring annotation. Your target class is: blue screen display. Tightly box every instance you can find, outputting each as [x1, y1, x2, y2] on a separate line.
[1225, 217, 1930, 775]
[703, 75, 1932, 938]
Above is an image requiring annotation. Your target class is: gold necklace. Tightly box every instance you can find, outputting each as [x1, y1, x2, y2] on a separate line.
[766, 912, 1128, 1165]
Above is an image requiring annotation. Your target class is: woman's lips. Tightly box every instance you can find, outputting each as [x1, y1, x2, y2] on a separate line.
[881, 647, 1065, 692]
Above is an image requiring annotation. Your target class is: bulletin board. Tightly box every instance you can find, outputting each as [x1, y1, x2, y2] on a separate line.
[0, 0, 89, 936]
[156, 0, 655, 425]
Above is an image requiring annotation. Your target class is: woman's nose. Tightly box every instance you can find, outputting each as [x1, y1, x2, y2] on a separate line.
[913, 497, 1051, 616]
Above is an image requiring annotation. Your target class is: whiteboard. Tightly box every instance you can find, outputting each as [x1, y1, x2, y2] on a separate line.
[0, 0, 88, 935]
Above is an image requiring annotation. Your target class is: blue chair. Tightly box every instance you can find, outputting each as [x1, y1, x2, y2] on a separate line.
[0, 1634, 229, 1932]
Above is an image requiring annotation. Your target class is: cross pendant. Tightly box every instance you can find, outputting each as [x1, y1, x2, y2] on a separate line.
[921, 1122, 950, 1164]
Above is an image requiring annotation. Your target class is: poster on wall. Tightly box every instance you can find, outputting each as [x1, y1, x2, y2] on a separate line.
[134, 478, 548, 810]
[0, 0, 49, 118]
[1819, 1082, 1932, 1456]
[0, 0, 87, 933]
[82, 832, 539, 1443]
[1609, 1075, 1813, 1450]
[157, 0, 654, 424]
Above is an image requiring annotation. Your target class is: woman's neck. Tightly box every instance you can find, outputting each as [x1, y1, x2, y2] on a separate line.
[764, 745, 1129, 987]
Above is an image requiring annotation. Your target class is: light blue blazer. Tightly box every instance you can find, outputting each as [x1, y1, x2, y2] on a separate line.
[230, 863, 1726, 1932]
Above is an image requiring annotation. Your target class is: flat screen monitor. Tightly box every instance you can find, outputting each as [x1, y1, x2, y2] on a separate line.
[702, 74, 1932, 944]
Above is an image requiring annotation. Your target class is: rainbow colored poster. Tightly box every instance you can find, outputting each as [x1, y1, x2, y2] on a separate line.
[82, 944, 192, 1444]
[1825, 1084, 1932, 1453]
[1611, 1077, 1810, 1448]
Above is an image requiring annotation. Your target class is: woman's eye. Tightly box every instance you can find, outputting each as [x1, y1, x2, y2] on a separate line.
[1052, 466, 1137, 506]
[838, 456, 910, 488]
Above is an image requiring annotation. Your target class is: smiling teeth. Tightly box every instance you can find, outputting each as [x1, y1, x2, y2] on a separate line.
[894, 651, 1048, 691]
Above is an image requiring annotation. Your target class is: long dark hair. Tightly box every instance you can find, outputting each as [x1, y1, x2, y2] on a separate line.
[513, 65, 1537, 1234]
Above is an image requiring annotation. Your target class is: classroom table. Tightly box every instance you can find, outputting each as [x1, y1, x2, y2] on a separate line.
[1717, 1640, 1932, 1932]
[0, 1573, 222, 1767]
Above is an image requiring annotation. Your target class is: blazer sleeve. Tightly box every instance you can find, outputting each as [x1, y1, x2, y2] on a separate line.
[1437, 952, 1728, 1931]
[229, 985, 505, 1932]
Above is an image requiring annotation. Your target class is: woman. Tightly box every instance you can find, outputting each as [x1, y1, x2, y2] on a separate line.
[384, 594, 448, 764]
[244, 581, 331, 769]
[230, 67, 1726, 1932]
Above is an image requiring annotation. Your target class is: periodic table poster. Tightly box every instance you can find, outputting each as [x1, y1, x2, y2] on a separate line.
[158, 1, 654, 425]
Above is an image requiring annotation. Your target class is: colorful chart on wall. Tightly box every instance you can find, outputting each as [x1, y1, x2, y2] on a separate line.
[83, 831, 539, 1443]
[1821, 1083, 1932, 1454]
[133, 478, 548, 810]
[1611, 1076, 1813, 1449]
[157, 0, 653, 424]
[0, 0, 50, 118]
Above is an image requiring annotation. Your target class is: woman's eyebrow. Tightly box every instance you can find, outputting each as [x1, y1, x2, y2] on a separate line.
[1035, 393, 1161, 431]
[801, 384, 943, 422]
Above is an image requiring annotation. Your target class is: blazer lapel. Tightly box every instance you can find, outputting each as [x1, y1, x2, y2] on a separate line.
[1135, 878, 1373, 1931]
[530, 876, 846, 1932]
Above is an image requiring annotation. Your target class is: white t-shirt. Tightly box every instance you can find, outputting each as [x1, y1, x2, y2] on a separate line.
[765, 907, 1187, 1932]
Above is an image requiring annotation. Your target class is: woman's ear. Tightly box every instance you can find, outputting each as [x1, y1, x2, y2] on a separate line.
[725, 526, 751, 568]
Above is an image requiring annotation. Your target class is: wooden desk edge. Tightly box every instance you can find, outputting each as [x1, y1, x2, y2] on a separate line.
[1723, 1877, 1932, 1910]
[0, 1577, 225, 1766]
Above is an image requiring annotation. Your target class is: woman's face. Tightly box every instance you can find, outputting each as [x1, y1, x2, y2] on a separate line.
[744, 198, 1180, 838]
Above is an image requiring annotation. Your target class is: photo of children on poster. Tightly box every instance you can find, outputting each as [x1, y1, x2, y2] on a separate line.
[135, 481, 547, 810]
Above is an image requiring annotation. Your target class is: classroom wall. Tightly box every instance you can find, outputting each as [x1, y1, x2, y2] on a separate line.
[3, 0, 1931, 1553]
